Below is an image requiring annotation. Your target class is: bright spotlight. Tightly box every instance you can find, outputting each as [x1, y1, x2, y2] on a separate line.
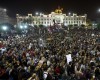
[68, 12, 71, 15]
[4, 9, 7, 12]
[20, 26, 23, 29]
[24, 25, 27, 29]
[2, 26, 7, 31]
[40, 13, 42, 15]
[98, 8, 100, 12]
[36, 12, 39, 15]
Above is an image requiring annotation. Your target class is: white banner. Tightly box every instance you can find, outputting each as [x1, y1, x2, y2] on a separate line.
[66, 54, 72, 64]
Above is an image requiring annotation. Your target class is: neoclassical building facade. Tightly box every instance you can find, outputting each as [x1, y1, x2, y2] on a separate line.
[16, 8, 87, 27]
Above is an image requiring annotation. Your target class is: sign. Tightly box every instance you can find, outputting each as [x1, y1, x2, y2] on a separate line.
[66, 54, 72, 64]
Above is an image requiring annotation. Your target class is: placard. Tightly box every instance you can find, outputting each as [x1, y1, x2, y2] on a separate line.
[66, 54, 72, 64]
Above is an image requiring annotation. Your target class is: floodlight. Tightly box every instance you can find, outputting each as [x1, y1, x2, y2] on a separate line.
[2, 26, 8, 31]
[24, 25, 27, 29]
[36, 12, 39, 15]
[20, 25, 23, 29]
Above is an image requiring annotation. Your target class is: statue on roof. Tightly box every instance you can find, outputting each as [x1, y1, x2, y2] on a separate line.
[55, 6, 63, 14]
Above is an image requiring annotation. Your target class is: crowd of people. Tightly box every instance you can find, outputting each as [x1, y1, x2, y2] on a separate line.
[0, 25, 100, 80]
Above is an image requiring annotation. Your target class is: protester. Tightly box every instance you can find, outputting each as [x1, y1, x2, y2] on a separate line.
[0, 26, 100, 80]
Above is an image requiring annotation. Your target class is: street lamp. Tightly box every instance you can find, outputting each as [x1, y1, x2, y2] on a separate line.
[40, 13, 43, 16]
[4, 9, 7, 12]
[68, 12, 71, 15]
[20, 25, 23, 29]
[2, 26, 8, 31]
[20, 25, 27, 29]
[98, 8, 100, 12]
[24, 25, 27, 29]
[35, 12, 39, 16]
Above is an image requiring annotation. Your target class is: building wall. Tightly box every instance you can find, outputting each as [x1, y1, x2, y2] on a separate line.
[0, 8, 16, 25]
[16, 11, 87, 27]
[0, 8, 9, 24]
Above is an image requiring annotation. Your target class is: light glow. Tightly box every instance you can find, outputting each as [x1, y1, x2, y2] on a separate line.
[36, 12, 39, 15]
[2, 26, 8, 31]
[20, 26, 23, 29]
[24, 25, 27, 29]
[98, 8, 100, 12]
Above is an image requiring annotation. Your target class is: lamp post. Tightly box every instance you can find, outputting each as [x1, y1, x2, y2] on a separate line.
[98, 8, 100, 12]
[20, 25, 23, 29]
[1, 26, 8, 39]
[19, 25, 28, 34]
[68, 12, 71, 16]
[2, 26, 8, 31]
[24, 25, 27, 29]
[96, 8, 100, 29]
[35, 12, 39, 16]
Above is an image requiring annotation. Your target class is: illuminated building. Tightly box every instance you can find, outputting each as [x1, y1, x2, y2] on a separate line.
[0, 8, 9, 24]
[16, 7, 87, 27]
[0, 8, 16, 25]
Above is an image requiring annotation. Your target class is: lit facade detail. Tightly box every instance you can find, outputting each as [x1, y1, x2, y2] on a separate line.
[0, 8, 9, 24]
[0, 8, 16, 25]
[16, 8, 87, 27]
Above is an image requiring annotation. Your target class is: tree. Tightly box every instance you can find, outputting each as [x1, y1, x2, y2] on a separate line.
[68, 25, 73, 29]
[87, 19, 92, 26]
[97, 23, 100, 29]
[81, 24, 85, 28]
[74, 24, 78, 26]
[39, 24, 44, 28]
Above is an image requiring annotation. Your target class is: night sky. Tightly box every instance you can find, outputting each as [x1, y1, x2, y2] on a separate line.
[0, 0, 100, 20]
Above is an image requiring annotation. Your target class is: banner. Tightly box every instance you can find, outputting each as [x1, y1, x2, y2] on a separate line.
[66, 54, 72, 64]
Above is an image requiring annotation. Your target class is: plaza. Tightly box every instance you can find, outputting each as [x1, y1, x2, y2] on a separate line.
[0, 0, 100, 80]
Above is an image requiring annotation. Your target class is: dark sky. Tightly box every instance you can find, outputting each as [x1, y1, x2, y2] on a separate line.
[0, 0, 100, 20]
